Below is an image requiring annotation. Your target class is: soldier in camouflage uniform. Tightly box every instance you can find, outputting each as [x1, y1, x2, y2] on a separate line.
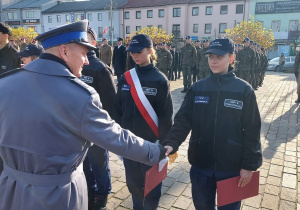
[193, 40, 202, 83]
[249, 41, 257, 88]
[156, 42, 172, 77]
[253, 44, 261, 90]
[236, 38, 256, 85]
[294, 51, 300, 103]
[180, 36, 197, 92]
[197, 39, 210, 80]
[259, 47, 268, 87]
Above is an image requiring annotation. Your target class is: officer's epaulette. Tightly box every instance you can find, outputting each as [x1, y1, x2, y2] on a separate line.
[0, 68, 23, 79]
[71, 77, 97, 95]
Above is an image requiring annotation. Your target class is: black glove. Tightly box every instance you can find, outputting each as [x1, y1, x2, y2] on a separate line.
[157, 144, 167, 161]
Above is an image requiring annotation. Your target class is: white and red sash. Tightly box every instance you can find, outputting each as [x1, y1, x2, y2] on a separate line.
[124, 68, 159, 138]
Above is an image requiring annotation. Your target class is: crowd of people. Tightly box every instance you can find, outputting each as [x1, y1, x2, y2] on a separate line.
[1, 19, 299, 210]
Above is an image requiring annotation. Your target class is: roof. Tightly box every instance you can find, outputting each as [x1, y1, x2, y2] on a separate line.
[3, 0, 53, 9]
[121, 0, 243, 8]
[43, 0, 127, 13]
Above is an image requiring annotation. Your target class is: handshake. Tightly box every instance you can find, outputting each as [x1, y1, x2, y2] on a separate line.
[155, 140, 174, 161]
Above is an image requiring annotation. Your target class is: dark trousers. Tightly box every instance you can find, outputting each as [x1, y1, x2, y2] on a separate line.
[83, 145, 111, 196]
[190, 166, 241, 210]
[123, 158, 162, 210]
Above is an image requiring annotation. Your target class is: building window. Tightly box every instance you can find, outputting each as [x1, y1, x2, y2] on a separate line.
[13, 12, 17, 20]
[147, 25, 153, 28]
[136, 26, 141, 32]
[27, 26, 36, 32]
[87, 13, 92, 21]
[158, 25, 162, 29]
[172, 24, 180, 38]
[124, 11, 129, 19]
[7, 12, 12, 20]
[193, 24, 198, 33]
[76, 14, 81, 21]
[219, 23, 227, 33]
[173, 8, 181, 17]
[57, 15, 61, 23]
[192, 7, 199, 16]
[66, 14, 70, 22]
[289, 20, 299, 31]
[136, 11, 141, 19]
[98, 13, 102, 21]
[158, 9, 164, 17]
[206, 6, 212, 15]
[26, 11, 35, 18]
[108, 12, 112, 21]
[126, 26, 130, 34]
[147, 10, 153, 18]
[271, 20, 280, 32]
[48, 16, 52, 23]
[98, 27, 103, 38]
[205, 24, 211, 34]
[236, 4, 244, 14]
[220, 5, 228, 14]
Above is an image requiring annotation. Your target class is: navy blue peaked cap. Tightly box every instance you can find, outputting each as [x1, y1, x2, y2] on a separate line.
[36, 20, 96, 50]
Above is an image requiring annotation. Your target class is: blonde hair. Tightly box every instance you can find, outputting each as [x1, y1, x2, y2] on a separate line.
[150, 48, 157, 66]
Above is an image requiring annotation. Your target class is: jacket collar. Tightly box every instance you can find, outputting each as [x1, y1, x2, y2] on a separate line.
[209, 67, 236, 81]
[23, 54, 75, 78]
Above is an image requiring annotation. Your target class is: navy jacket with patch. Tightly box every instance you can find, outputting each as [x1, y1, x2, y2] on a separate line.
[164, 70, 262, 172]
[114, 63, 173, 143]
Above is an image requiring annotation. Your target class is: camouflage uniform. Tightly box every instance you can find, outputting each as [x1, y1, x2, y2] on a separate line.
[294, 52, 300, 102]
[236, 46, 255, 85]
[180, 43, 196, 90]
[197, 47, 210, 79]
[193, 46, 201, 83]
[156, 48, 172, 77]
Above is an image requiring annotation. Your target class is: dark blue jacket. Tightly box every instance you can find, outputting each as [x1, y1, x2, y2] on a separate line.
[164, 70, 262, 172]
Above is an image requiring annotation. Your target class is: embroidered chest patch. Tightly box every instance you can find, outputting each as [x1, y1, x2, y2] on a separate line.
[142, 87, 157, 96]
[224, 99, 243, 110]
[122, 84, 130, 91]
[194, 96, 209, 104]
[80, 75, 93, 84]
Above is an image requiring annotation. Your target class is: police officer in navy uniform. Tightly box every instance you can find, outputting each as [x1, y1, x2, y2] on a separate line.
[0, 23, 21, 74]
[81, 26, 116, 210]
[0, 20, 167, 210]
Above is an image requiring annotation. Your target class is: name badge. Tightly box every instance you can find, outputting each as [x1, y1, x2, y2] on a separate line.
[194, 96, 209, 104]
[122, 84, 130, 91]
[224, 99, 243, 110]
[143, 87, 157, 96]
[80, 75, 93, 84]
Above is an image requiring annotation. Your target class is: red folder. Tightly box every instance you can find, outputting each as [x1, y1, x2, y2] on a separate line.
[144, 162, 168, 197]
[217, 171, 260, 207]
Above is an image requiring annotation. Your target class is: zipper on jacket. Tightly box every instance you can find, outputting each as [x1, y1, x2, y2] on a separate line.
[213, 76, 221, 170]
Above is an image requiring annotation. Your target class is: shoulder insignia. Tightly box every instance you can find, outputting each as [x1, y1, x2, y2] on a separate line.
[71, 77, 97, 95]
[0, 68, 23, 79]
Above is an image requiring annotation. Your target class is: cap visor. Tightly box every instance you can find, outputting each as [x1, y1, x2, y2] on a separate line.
[203, 49, 228, 56]
[16, 51, 30, 57]
[125, 46, 145, 53]
[79, 42, 97, 50]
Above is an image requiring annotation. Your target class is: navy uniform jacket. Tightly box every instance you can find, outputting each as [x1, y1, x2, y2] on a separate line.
[164, 69, 262, 173]
[112, 45, 126, 76]
[0, 43, 21, 74]
[0, 54, 161, 210]
[81, 50, 116, 118]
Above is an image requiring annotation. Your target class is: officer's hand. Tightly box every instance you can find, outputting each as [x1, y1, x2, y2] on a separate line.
[164, 146, 173, 156]
[157, 144, 167, 161]
[238, 169, 253, 187]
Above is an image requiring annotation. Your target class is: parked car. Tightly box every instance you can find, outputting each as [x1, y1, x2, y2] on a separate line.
[267, 56, 295, 72]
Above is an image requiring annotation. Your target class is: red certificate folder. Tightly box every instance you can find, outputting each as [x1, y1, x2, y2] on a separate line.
[217, 171, 260, 207]
[144, 162, 168, 197]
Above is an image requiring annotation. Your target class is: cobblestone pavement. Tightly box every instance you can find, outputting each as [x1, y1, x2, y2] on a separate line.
[107, 72, 300, 210]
